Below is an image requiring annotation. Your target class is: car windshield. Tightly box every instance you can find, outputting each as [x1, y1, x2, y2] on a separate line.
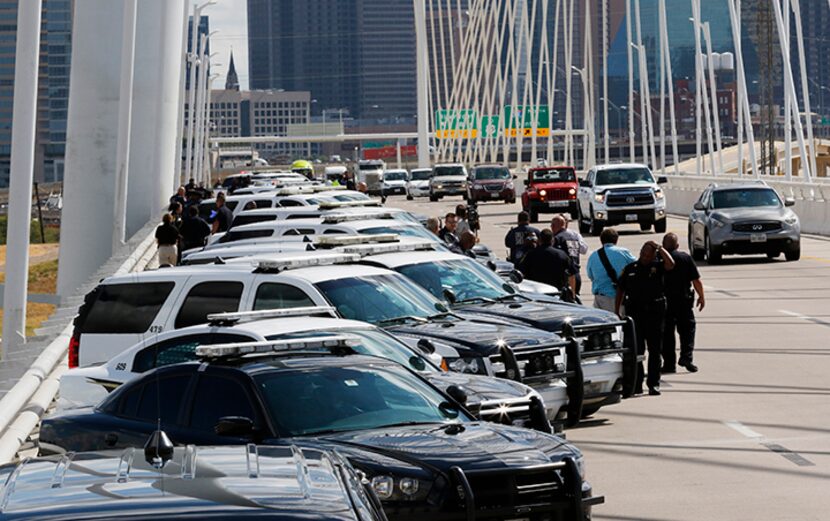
[473, 167, 510, 180]
[434, 166, 464, 177]
[595, 167, 654, 186]
[385, 171, 407, 181]
[398, 258, 511, 303]
[411, 170, 432, 181]
[267, 328, 439, 374]
[531, 168, 575, 182]
[333, 193, 371, 202]
[256, 365, 466, 437]
[711, 189, 781, 209]
[359, 164, 383, 171]
[362, 225, 438, 242]
[316, 274, 443, 324]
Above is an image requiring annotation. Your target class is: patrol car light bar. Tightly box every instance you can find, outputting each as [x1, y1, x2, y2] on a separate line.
[311, 184, 346, 192]
[206, 306, 339, 323]
[340, 240, 436, 256]
[322, 211, 395, 224]
[317, 200, 382, 209]
[195, 334, 361, 358]
[253, 253, 361, 271]
[315, 234, 400, 246]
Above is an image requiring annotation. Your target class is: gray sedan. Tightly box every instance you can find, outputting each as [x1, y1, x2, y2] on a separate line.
[688, 183, 800, 263]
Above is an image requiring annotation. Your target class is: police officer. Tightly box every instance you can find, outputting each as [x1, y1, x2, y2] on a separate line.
[518, 229, 576, 298]
[615, 241, 675, 395]
[661, 233, 705, 374]
[551, 214, 588, 295]
[504, 211, 540, 264]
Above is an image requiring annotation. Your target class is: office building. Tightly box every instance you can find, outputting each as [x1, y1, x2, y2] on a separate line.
[0, 0, 73, 187]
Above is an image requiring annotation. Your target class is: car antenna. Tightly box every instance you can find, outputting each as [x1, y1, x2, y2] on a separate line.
[143, 332, 174, 487]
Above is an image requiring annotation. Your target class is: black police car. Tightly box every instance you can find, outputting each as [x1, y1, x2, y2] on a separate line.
[360, 250, 638, 416]
[0, 444, 386, 520]
[40, 353, 601, 520]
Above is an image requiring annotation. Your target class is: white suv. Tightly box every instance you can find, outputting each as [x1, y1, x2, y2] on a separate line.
[576, 163, 668, 236]
[429, 164, 468, 201]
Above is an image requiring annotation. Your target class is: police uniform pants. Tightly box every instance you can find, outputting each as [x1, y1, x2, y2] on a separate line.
[630, 300, 666, 390]
[663, 296, 696, 368]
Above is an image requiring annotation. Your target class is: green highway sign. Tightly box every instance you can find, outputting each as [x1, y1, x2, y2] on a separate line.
[503, 105, 550, 136]
[480, 115, 500, 138]
[435, 109, 478, 138]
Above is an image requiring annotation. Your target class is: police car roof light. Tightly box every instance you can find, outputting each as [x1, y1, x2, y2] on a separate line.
[206, 306, 339, 324]
[194, 334, 360, 359]
[340, 240, 436, 256]
[322, 211, 395, 224]
[253, 253, 361, 271]
[317, 200, 382, 209]
[314, 234, 400, 247]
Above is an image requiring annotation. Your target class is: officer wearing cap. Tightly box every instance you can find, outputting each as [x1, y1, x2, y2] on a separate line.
[661, 232, 705, 374]
[615, 241, 675, 396]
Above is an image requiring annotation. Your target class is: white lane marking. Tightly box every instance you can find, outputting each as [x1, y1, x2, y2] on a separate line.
[779, 309, 830, 328]
[723, 420, 764, 440]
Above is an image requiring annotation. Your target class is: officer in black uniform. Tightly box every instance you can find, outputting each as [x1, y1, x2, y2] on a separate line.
[615, 241, 675, 395]
[661, 233, 705, 373]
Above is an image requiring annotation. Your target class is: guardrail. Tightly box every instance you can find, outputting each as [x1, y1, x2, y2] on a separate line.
[662, 174, 830, 236]
[0, 219, 160, 464]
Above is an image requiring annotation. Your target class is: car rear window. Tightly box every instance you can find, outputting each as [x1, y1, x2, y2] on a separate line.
[79, 282, 175, 334]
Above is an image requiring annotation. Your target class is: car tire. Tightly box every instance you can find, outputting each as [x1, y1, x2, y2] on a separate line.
[589, 208, 604, 236]
[581, 405, 601, 419]
[705, 233, 722, 264]
[785, 248, 801, 262]
[639, 223, 652, 232]
[654, 219, 667, 233]
[507, 198, 516, 204]
[578, 207, 590, 234]
[429, 193, 438, 202]
[689, 227, 705, 261]
[462, 193, 468, 201]
[530, 208, 539, 223]
[766, 251, 780, 259]
[406, 194, 414, 201]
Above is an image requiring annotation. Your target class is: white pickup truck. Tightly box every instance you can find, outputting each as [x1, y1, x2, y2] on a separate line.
[577, 163, 668, 236]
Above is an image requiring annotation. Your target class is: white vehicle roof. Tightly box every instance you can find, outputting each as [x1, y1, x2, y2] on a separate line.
[592, 163, 651, 172]
[182, 242, 312, 264]
[360, 250, 465, 269]
[434, 163, 465, 168]
[385, 169, 407, 174]
[267, 262, 395, 284]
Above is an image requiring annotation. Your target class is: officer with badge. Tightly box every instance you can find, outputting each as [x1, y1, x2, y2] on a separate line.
[615, 241, 675, 396]
[661, 232, 705, 374]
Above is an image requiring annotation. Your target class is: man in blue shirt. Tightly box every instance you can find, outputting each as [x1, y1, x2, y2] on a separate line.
[586, 228, 636, 312]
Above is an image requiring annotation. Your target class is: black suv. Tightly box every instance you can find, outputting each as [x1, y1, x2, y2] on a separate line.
[40, 354, 601, 520]
[0, 444, 386, 520]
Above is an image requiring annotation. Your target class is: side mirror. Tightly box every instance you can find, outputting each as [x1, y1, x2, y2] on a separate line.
[512, 174, 518, 180]
[523, 179, 529, 186]
[446, 385, 468, 406]
[657, 176, 668, 184]
[693, 202, 705, 211]
[578, 179, 589, 187]
[784, 198, 795, 207]
[442, 287, 457, 305]
[509, 270, 524, 284]
[214, 416, 255, 437]
[416, 338, 436, 355]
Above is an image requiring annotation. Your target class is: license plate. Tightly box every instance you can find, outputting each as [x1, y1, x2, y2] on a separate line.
[489, 192, 499, 198]
[625, 214, 638, 222]
[750, 233, 767, 243]
[548, 200, 569, 207]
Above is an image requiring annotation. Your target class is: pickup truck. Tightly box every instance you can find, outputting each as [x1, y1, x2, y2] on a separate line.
[521, 166, 579, 222]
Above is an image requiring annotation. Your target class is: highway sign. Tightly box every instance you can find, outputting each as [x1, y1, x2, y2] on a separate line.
[435, 109, 478, 139]
[480, 115, 500, 138]
[503, 105, 550, 137]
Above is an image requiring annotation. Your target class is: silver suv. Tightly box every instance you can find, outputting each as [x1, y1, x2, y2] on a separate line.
[688, 183, 800, 263]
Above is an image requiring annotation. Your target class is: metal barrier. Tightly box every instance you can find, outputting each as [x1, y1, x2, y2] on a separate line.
[0, 219, 160, 464]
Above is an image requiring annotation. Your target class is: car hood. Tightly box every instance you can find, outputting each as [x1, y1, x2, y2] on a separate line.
[432, 176, 467, 182]
[472, 179, 511, 185]
[594, 183, 657, 194]
[408, 180, 430, 186]
[711, 206, 789, 222]
[424, 372, 531, 401]
[528, 181, 577, 190]
[387, 319, 560, 357]
[384, 179, 407, 185]
[453, 300, 618, 332]
[316, 423, 571, 472]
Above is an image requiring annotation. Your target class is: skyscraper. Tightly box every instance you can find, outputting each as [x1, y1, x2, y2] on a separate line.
[0, 0, 73, 187]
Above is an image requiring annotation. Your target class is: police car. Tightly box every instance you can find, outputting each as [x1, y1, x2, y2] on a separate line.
[70, 253, 576, 422]
[199, 189, 379, 219]
[57, 310, 551, 433]
[355, 247, 637, 414]
[230, 206, 424, 229]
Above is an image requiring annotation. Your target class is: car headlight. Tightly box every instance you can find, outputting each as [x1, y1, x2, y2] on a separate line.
[710, 214, 727, 228]
[539, 189, 547, 197]
[506, 181, 514, 189]
[784, 215, 798, 225]
[446, 356, 488, 375]
[473, 183, 484, 189]
[434, 183, 443, 189]
[575, 456, 586, 480]
[654, 189, 664, 200]
[594, 192, 606, 203]
[370, 475, 431, 502]
[568, 188, 576, 196]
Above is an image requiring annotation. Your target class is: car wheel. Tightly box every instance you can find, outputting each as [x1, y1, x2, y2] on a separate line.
[530, 208, 539, 223]
[406, 194, 413, 201]
[578, 206, 590, 234]
[654, 219, 667, 233]
[689, 227, 705, 261]
[581, 405, 601, 418]
[589, 207, 604, 236]
[785, 247, 801, 262]
[507, 198, 516, 204]
[705, 233, 721, 264]
[640, 223, 652, 232]
[766, 251, 780, 259]
[429, 193, 438, 202]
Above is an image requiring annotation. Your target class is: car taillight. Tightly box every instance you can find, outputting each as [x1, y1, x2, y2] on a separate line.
[68, 333, 80, 368]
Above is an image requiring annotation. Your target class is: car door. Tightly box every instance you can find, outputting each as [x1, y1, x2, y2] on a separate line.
[690, 189, 710, 247]
[180, 369, 267, 445]
[577, 170, 594, 214]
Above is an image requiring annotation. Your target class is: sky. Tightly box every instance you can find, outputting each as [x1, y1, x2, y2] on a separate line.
[204, 0, 249, 90]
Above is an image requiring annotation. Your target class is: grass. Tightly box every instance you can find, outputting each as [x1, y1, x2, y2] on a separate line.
[0, 259, 59, 336]
[0, 216, 60, 245]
